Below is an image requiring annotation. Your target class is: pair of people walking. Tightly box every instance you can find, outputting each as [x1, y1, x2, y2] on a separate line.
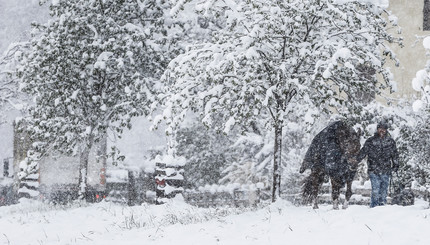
[356, 121, 399, 208]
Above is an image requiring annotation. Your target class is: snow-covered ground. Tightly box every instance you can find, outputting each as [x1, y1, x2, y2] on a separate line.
[1, 198, 429, 245]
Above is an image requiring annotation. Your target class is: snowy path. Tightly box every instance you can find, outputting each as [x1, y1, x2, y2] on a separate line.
[1, 199, 430, 245]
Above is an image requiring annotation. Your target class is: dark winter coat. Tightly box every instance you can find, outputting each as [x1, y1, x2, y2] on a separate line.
[301, 121, 346, 171]
[324, 139, 356, 184]
[357, 133, 399, 175]
[301, 120, 360, 188]
[301, 120, 357, 183]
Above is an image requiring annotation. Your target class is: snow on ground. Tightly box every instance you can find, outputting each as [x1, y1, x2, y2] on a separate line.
[1, 198, 430, 245]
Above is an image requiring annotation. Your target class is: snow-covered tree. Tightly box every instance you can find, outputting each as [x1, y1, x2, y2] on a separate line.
[219, 128, 273, 189]
[0, 42, 30, 123]
[18, 0, 173, 199]
[175, 121, 235, 188]
[403, 35, 430, 193]
[413, 36, 430, 112]
[157, 0, 401, 202]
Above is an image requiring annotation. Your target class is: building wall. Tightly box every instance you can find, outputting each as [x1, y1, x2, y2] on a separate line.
[386, 0, 429, 99]
[13, 121, 107, 192]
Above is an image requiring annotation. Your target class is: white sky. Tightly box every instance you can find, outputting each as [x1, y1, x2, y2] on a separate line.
[0, 0, 49, 54]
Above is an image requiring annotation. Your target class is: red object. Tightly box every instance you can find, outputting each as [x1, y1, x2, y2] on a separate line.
[100, 168, 106, 185]
[156, 179, 166, 187]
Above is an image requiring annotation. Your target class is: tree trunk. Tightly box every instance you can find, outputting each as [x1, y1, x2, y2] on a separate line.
[78, 136, 94, 200]
[272, 123, 283, 202]
[97, 135, 108, 187]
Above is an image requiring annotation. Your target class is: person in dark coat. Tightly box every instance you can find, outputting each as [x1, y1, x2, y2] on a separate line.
[356, 121, 399, 208]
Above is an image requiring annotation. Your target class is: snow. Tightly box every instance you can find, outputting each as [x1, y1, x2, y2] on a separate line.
[304, 108, 317, 124]
[223, 117, 236, 134]
[106, 169, 128, 183]
[413, 100, 424, 112]
[0, 0, 427, 243]
[17, 187, 39, 197]
[163, 184, 184, 195]
[334, 0, 389, 8]
[413, 32, 430, 112]
[333, 47, 352, 61]
[154, 154, 186, 167]
[1, 198, 430, 245]
[323, 66, 332, 78]
[423, 36, 430, 50]
[195, 183, 264, 194]
[123, 23, 143, 33]
[0, 177, 13, 186]
[84, 126, 91, 135]
[70, 89, 79, 100]
[412, 70, 426, 92]
[170, 0, 188, 16]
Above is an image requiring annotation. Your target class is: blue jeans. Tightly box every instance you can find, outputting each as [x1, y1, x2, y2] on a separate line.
[369, 173, 390, 208]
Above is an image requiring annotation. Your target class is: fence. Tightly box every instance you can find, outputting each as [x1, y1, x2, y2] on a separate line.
[183, 183, 270, 208]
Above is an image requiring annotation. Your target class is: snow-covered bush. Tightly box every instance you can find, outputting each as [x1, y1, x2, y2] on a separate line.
[402, 36, 430, 194]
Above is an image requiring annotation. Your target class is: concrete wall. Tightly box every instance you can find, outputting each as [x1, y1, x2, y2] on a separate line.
[386, 0, 429, 99]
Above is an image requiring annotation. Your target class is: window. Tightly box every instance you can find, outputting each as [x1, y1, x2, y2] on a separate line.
[424, 0, 430, 30]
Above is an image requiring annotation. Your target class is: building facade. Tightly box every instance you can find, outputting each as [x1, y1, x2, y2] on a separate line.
[386, 0, 429, 99]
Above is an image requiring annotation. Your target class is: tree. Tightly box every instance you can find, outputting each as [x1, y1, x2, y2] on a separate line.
[0, 42, 30, 124]
[175, 121, 235, 188]
[404, 35, 430, 194]
[157, 0, 401, 202]
[219, 129, 273, 189]
[18, 0, 173, 199]
[412, 36, 430, 113]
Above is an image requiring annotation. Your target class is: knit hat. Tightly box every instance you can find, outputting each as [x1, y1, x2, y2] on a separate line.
[377, 121, 389, 130]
